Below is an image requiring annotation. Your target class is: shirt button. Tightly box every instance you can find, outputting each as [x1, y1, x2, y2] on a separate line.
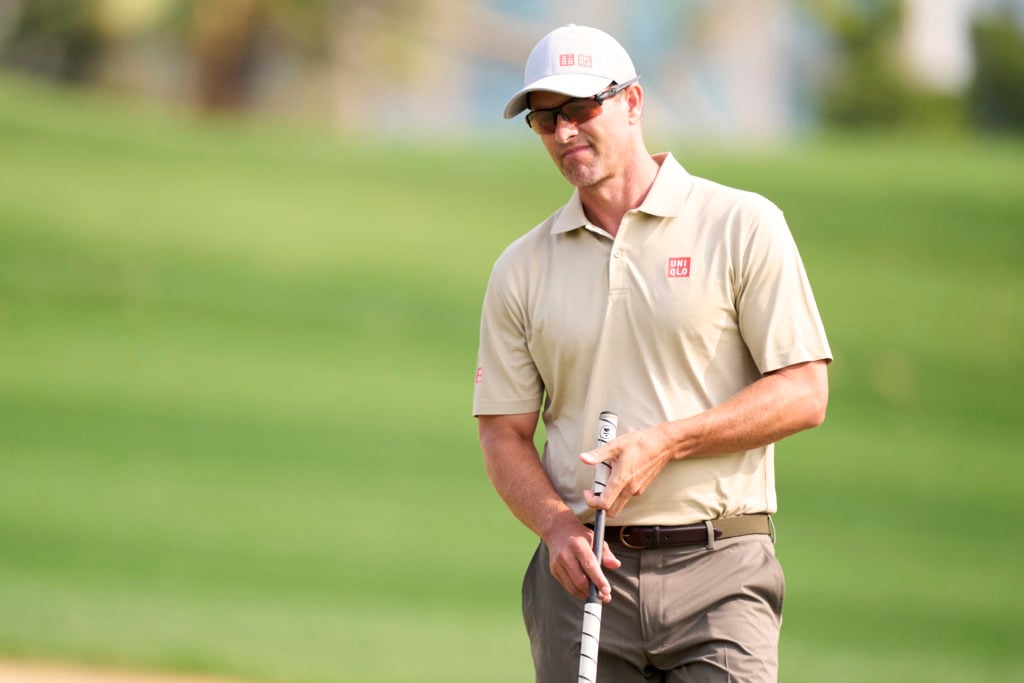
[613, 249, 622, 258]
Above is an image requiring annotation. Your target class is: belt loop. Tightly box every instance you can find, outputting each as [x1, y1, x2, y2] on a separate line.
[704, 520, 716, 550]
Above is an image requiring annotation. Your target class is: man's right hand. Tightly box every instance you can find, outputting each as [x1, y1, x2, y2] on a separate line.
[544, 517, 621, 602]
[478, 413, 621, 602]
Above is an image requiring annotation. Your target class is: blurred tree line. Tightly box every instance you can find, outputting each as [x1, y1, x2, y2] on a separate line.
[0, 0, 423, 111]
[971, 10, 1024, 129]
[808, 0, 1024, 132]
[1, 0, 1022, 133]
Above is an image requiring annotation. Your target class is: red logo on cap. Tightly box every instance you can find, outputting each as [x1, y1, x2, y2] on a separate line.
[667, 257, 691, 278]
[579, 55, 592, 67]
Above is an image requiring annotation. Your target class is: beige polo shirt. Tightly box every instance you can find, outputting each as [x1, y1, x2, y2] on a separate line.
[473, 153, 832, 526]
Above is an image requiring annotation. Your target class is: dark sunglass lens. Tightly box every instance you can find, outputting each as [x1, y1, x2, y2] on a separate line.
[528, 111, 557, 134]
[564, 100, 602, 125]
[527, 97, 606, 134]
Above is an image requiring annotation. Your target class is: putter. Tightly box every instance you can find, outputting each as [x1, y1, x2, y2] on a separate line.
[577, 410, 618, 683]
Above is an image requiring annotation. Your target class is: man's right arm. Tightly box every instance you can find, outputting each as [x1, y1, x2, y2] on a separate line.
[477, 413, 618, 601]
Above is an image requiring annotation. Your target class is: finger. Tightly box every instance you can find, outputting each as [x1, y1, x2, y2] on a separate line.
[586, 461, 628, 505]
[566, 567, 590, 599]
[577, 547, 612, 602]
[582, 489, 609, 510]
[607, 491, 631, 518]
[553, 551, 591, 600]
[552, 564, 585, 599]
[601, 541, 621, 570]
[589, 475, 630, 515]
[579, 445, 613, 465]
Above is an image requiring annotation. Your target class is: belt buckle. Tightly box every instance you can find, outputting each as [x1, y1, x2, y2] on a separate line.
[618, 526, 646, 550]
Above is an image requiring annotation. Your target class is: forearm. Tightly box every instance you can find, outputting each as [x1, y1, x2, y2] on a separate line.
[582, 360, 828, 516]
[478, 415, 580, 543]
[479, 413, 622, 601]
[661, 359, 829, 461]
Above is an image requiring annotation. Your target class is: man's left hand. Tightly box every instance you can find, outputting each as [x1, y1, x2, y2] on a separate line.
[580, 426, 674, 518]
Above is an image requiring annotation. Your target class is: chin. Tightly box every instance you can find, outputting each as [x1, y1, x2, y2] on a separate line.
[561, 165, 603, 188]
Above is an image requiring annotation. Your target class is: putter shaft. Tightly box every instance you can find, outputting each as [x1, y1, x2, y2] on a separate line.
[578, 412, 618, 683]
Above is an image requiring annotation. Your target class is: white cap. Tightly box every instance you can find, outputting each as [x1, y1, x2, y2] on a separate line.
[503, 24, 637, 119]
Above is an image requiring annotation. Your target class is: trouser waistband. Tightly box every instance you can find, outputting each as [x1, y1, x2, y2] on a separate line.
[596, 514, 773, 550]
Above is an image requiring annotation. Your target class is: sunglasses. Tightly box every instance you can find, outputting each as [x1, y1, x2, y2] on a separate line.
[525, 79, 638, 135]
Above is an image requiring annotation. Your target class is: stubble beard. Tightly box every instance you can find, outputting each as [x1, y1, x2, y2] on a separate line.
[562, 165, 597, 187]
[559, 153, 606, 188]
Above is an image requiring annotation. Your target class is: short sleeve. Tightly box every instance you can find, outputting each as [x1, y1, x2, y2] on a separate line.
[735, 204, 832, 373]
[472, 266, 545, 416]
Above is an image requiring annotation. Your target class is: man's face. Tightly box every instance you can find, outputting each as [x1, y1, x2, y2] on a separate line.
[528, 87, 633, 188]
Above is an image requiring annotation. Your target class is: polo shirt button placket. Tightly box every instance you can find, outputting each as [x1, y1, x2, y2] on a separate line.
[608, 229, 632, 294]
[608, 246, 627, 293]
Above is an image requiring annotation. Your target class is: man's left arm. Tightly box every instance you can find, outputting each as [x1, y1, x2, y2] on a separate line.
[582, 359, 828, 518]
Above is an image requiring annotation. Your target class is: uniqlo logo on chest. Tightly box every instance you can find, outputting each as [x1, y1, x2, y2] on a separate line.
[667, 257, 691, 278]
[559, 53, 575, 67]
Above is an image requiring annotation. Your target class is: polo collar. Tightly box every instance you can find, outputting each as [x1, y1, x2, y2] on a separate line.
[550, 153, 693, 235]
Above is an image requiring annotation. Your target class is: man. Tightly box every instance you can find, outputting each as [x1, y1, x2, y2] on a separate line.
[473, 24, 831, 683]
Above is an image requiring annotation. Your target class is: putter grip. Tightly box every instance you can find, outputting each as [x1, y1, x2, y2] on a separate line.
[589, 411, 618, 570]
[578, 411, 618, 683]
[593, 411, 617, 493]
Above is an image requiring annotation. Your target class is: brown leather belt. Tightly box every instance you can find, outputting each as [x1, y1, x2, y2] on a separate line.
[600, 514, 773, 550]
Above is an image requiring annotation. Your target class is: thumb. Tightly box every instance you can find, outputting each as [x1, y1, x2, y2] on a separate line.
[580, 448, 608, 465]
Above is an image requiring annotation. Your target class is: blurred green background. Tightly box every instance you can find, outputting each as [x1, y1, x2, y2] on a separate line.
[1, 2, 1023, 682]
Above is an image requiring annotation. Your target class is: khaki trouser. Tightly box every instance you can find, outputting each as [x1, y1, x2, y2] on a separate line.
[522, 534, 784, 682]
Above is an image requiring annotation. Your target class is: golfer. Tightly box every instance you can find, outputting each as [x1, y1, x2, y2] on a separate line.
[473, 24, 832, 682]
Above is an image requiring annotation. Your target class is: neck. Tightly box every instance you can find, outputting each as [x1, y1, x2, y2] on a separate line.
[579, 153, 661, 238]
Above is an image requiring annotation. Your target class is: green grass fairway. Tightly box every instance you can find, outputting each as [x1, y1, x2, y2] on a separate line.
[0, 73, 1022, 683]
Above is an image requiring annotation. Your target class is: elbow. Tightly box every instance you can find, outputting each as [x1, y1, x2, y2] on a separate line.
[800, 385, 829, 430]
[803, 396, 827, 430]
[784, 359, 829, 431]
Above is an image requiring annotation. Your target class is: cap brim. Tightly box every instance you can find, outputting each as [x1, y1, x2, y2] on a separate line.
[503, 73, 614, 119]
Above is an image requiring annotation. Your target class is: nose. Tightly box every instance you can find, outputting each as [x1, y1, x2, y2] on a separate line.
[553, 112, 578, 142]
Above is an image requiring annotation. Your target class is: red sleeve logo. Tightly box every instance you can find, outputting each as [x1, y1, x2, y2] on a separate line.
[475, 367, 484, 384]
[667, 257, 691, 278]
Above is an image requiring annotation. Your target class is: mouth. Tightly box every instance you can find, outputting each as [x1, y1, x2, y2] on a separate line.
[560, 144, 592, 162]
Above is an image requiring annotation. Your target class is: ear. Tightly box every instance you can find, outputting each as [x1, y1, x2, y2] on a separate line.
[625, 84, 644, 124]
